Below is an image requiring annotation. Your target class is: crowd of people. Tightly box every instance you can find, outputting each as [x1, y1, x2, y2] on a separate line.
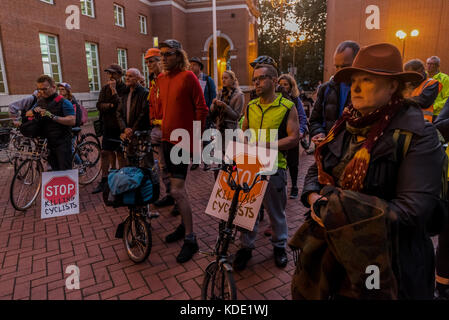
[7, 36, 449, 300]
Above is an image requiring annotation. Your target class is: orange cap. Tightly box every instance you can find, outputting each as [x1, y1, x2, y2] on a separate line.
[144, 48, 161, 59]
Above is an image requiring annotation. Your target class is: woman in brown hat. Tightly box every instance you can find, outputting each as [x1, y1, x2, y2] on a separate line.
[293, 43, 446, 299]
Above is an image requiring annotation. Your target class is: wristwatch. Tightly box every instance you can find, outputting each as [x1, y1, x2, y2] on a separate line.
[51, 114, 58, 121]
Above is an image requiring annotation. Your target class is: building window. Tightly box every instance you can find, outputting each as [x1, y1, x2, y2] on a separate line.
[139, 15, 147, 35]
[39, 33, 62, 83]
[85, 42, 101, 92]
[80, 0, 95, 18]
[142, 53, 149, 87]
[117, 48, 127, 71]
[40, 0, 54, 4]
[0, 40, 8, 94]
[114, 4, 125, 27]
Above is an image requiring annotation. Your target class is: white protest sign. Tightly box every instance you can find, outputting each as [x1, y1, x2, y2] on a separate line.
[205, 141, 278, 231]
[41, 169, 79, 219]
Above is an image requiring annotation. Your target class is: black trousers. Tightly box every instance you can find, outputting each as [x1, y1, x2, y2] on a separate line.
[48, 139, 72, 171]
[287, 143, 300, 188]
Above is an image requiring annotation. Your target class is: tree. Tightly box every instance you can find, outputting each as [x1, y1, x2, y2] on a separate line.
[257, 0, 327, 90]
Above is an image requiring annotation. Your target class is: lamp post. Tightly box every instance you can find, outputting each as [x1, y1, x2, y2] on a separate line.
[287, 33, 305, 77]
[395, 29, 419, 59]
[271, 0, 298, 72]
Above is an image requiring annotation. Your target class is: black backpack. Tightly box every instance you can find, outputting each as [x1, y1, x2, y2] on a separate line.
[394, 129, 449, 236]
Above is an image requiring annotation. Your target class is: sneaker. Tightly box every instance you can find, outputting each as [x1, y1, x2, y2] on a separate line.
[273, 247, 288, 268]
[92, 178, 106, 194]
[165, 224, 185, 243]
[154, 195, 175, 207]
[170, 205, 180, 217]
[176, 239, 199, 263]
[290, 186, 299, 199]
[264, 227, 272, 237]
[190, 164, 199, 171]
[233, 248, 252, 271]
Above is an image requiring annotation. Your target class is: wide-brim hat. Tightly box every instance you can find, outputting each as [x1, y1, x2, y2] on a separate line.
[189, 57, 204, 70]
[334, 43, 423, 84]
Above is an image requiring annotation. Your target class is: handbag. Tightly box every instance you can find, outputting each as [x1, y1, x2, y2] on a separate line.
[93, 119, 103, 137]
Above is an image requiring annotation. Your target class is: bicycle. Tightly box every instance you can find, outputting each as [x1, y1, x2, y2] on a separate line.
[71, 127, 101, 185]
[200, 161, 267, 300]
[9, 137, 48, 211]
[104, 131, 160, 263]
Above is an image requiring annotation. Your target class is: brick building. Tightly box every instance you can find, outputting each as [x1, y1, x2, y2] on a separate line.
[0, 0, 259, 109]
[324, 0, 449, 81]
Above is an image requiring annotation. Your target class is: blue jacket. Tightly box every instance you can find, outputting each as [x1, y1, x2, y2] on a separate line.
[200, 73, 217, 108]
[292, 96, 307, 135]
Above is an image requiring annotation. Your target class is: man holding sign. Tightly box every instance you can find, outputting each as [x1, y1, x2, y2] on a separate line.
[236, 64, 300, 270]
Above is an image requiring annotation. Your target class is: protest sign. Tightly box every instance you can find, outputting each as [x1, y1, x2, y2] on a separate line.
[205, 141, 277, 231]
[41, 169, 79, 219]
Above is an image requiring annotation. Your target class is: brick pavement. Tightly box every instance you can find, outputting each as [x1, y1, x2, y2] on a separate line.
[0, 131, 315, 300]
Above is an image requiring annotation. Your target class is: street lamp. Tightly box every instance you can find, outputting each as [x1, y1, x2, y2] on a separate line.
[395, 29, 419, 59]
[287, 33, 306, 77]
[270, 0, 298, 72]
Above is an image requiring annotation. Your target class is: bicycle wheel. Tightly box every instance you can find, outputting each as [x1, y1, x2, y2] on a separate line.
[73, 141, 101, 185]
[201, 261, 237, 300]
[10, 159, 42, 211]
[0, 129, 11, 163]
[82, 132, 101, 147]
[123, 215, 152, 263]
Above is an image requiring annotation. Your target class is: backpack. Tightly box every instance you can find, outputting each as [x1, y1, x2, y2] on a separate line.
[73, 102, 88, 127]
[19, 95, 63, 138]
[393, 129, 449, 236]
[103, 166, 160, 208]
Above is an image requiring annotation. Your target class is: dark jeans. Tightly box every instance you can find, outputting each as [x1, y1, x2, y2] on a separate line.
[287, 143, 300, 188]
[48, 139, 72, 171]
[437, 212, 449, 285]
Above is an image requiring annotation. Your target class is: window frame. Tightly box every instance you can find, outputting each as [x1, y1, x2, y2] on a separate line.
[40, 0, 54, 4]
[39, 33, 63, 83]
[114, 4, 125, 28]
[117, 48, 128, 72]
[0, 39, 8, 95]
[139, 15, 147, 35]
[85, 42, 101, 92]
[142, 53, 149, 87]
[80, 0, 95, 18]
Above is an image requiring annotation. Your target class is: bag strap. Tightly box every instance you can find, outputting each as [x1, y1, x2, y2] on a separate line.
[392, 129, 413, 162]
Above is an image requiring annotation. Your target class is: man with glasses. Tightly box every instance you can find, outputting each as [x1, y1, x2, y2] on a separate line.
[157, 39, 209, 263]
[234, 64, 300, 271]
[426, 56, 449, 117]
[30, 75, 75, 170]
[145, 48, 177, 214]
[92, 64, 127, 194]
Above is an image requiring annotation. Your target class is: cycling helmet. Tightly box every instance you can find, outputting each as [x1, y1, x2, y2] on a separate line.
[250, 55, 278, 68]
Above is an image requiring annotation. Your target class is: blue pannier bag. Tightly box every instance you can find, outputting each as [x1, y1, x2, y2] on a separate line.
[103, 166, 160, 207]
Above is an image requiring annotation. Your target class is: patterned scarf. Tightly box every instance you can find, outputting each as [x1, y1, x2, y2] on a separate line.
[315, 98, 404, 191]
[216, 87, 236, 132]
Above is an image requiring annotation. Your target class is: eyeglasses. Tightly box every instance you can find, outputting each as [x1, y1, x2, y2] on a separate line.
[252, 75, 271, 83]
[36, 87, 51, 91]
[161, 51, 176, 58]
[146, 58, 160, 63]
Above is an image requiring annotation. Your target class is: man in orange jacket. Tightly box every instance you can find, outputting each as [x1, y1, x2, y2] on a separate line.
[404, 59, 442, 122]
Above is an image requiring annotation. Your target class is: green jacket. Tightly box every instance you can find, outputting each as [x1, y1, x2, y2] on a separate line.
[432, 72, 449, 115]
[245, 93, 294, 169]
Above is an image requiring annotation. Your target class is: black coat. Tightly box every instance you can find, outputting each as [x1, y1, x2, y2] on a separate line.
[301, 101, 445, 299]
[309, 79, 350, 137]
[116, 84, 150, 133]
